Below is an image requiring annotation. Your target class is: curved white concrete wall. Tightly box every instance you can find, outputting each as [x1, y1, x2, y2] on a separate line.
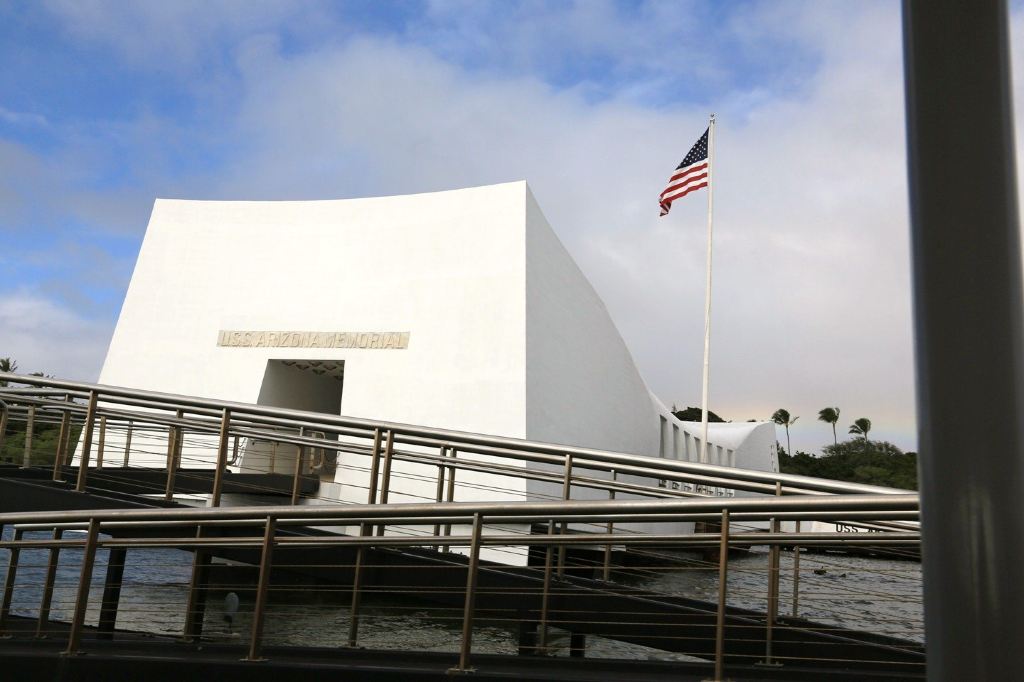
[97, 181, 776, 511]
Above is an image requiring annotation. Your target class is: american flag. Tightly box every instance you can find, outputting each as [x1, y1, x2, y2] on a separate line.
[659, 128, 709, 216]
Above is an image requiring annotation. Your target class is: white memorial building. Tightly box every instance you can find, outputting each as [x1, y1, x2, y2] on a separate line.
[98, 181, 776, 507]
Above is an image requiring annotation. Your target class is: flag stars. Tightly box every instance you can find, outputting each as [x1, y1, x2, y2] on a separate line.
[659, 127, 711, 216]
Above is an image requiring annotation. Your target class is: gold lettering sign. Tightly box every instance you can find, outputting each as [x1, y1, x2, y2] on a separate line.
[217, 331, 410, 349]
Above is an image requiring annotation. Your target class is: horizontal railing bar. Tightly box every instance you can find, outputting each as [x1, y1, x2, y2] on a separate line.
[0, 529, 921, 552]
[11, 512, 919, 536]
[0, 373, 913, 497]
[0, 493, 919, 528]
[9, 509, 918, 536]
[0, 398, 893, 505]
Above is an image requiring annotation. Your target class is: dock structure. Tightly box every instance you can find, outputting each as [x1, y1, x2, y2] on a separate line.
[0, 375, 924, 681]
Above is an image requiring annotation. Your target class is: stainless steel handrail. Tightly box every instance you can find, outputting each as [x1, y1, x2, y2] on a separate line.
[0, 372, 912, 497]
[0, 492, 919, 527]
[0, 496, 924, 675]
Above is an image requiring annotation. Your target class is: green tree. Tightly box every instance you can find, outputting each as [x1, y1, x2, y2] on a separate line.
[672, 406, 726, 422]
[771, 409, 799, 460]
[817, 406, 841, 446]
[849, 417, 872, 442]
[0, 357, 17, 387]
[777, 439, 918, 490]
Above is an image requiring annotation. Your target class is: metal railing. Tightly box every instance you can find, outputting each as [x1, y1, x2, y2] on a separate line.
[0, 374, 914, 524]
[0, 494, 922, 679]
[0, 374, 926, 677]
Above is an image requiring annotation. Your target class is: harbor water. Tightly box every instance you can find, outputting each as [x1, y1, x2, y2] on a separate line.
[0, 526, 923, 660]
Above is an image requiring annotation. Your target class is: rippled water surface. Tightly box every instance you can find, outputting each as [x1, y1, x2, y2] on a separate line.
[0, 527, 922, 659]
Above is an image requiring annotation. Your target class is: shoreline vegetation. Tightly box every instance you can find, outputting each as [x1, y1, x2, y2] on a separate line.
[674, 405, 918, 491]
[778, 441, 918, 490]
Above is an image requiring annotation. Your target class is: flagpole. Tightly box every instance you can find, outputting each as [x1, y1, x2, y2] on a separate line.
[699, 113, 716, 465]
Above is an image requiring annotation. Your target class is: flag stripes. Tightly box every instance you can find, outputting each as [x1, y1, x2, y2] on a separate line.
[659, 127, 710, 216]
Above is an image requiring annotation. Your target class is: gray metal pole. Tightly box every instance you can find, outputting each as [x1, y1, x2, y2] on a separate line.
[0, 528, 24, 635]
[454, 511, 484, 672]
[182, 527, 209, 642]
[245, 515, 276, 661]
[365, 428, 382, 504]
[0, 401, 8, 456]
[713, 509, 730, 682]
[210, 408, 231, 507]
[36, 528, 63, 638]
[53, 406, 70, 482]
[164, 411, 182, 502]
[432, 445, 447, 543]
[22, 405, 34, 467]
[64, 518, 101, 655]
[75, 391, 99, 492]
[346, 538, 366, 647]
[96, 415, 105, 468]
[98, 547, 127, 640]
[122, 419, 132, 467]
[442, 448, 458, 551]
[902, 2, 1024, 680]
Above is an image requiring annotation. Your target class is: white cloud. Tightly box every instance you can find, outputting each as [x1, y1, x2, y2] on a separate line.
[0, 291, 111, 381]
[0, 106, 47, 127]
[20, 2, 1024, 455]
[200, 5, 914, 452]
[40, 0, 334, 75]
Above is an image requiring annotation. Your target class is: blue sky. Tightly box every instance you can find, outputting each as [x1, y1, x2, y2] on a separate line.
[5, 0, 1009, 453]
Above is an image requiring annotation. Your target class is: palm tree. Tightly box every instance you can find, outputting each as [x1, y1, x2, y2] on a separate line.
[818, 406, 841, 446]
[849, 417, 872, 442]
[0, 357, 17, 387]
[771, 408, 799, 456]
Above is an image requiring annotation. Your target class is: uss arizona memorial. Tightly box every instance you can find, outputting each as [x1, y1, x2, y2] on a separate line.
[97, 180, 777, 506]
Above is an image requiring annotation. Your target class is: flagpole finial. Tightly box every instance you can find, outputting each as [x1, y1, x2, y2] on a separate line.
[709, 113, 715, 122]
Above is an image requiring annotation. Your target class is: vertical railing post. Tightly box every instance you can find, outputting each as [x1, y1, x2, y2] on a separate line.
[122, 420, 133, 467]
[366, 428, 382, 505]
[762, 482, 782, 666]
[792, 520, 802, 617]
[164, 410, 183, 502]
[379, 429, 395, 505]
[452, 512, 484, 673]
[433, 446, 448, 544]
[96, 416, 106, 469]
[64, 518, 101, 655]
[0, 527, 25, 636]
[75, 391, 99, 492]
[763, 518, 781, 665]
[22, 405, 35, 467]
[245, 515, 276, 662]
[36, 528, 63, 638]
[603, 470, 617, 581]
[442, 449, 458, 551]
[713, 509, 731, 682]
[376, 430, 396, 535]
[98, 546, 127, 640]
[210, 408, 231, 507]
[557, 454, 573, 576]
[290, 427, 305, 506]
[0, 400, 8, 455]
[183, 527, 209, 642]
[538, 520, 556, 652]
[347, 524, 370, 647]
[53, 404, 71, 482]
